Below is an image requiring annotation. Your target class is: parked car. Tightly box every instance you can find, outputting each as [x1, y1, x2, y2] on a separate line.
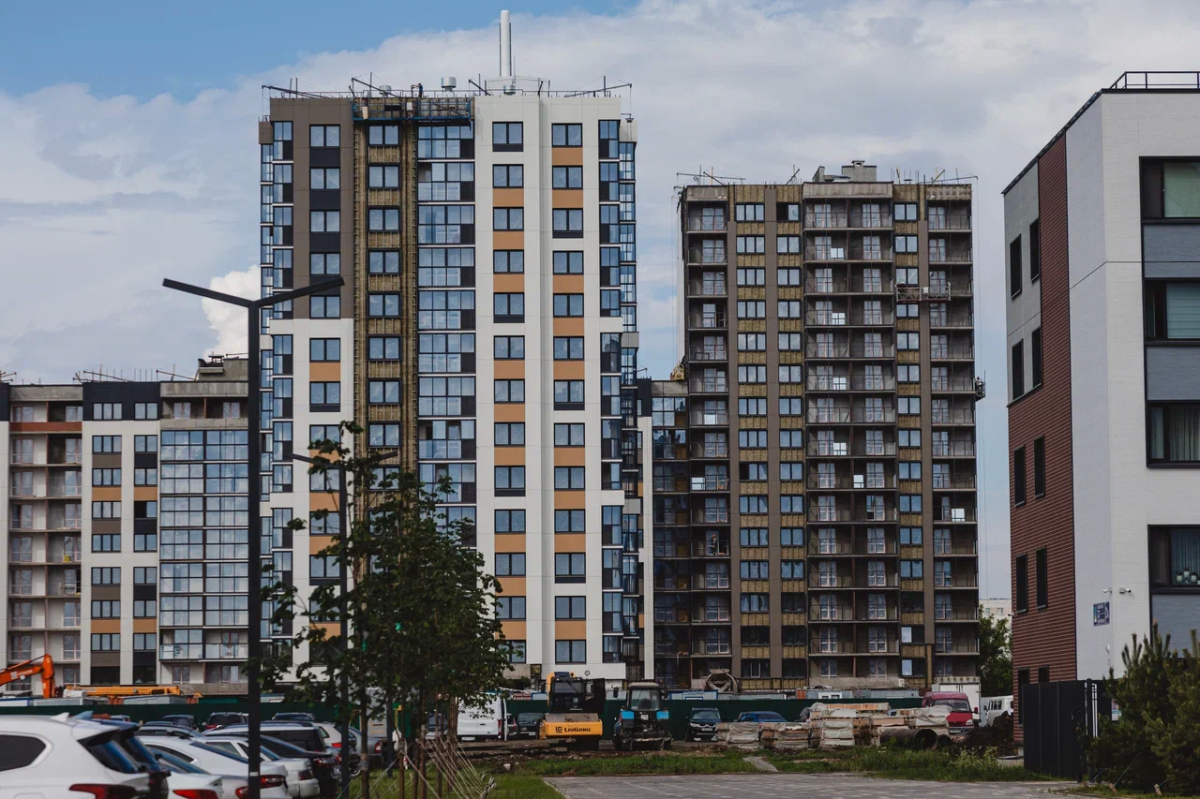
[154, 750, 245, 799]
[505, 714, 519, 740]
[137, 736, 289, 799]
[273, 712, 316, 723]
[204, 712, 249, 731]
[923, 691, 976, 737]
[90, 718, 171, 799]
[733, 711, 787, 724]
[514, 712, 544, 739]
[458, 695, 507, 740]
[203, 736, 319, 798]
[203, 726, 342, 798]
[424, 713, 449, 741]
[979, 695, 1013, 728]
[686, 707, 721, 741]
[160, 715, 198, 731]
[0, 714, 153, 798]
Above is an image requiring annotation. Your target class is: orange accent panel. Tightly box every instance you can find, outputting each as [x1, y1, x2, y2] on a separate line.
[493, 404, 525, 423]
[553, 361, 586, 380]
[133, 618, 157, 634]
[552, 190, 584, 208]
[133, 486, 158, 502]
[553, 318, 585, 336]
[307, 450, 342, 462]
[494, 447, 525, 466]
[555, 533, 586, 552]
[497, 576, 526, 596]
[492, 188, 525, 207]
[495, 534, 527, 553]
[91, 619, 120, 634]
[310, 493, 340, 512]
[313, 622, 339, 638]
[310, 362, 341, 382]
[310, 535, 336, 555]
[493, 274, 525, 293]
[11, 422, 82, 434]
[553, 275, 586, 293]
[91, 487, 121, 502]
[494, 360, 525, 380]
[555, 492, 587, 510]
[551, 147, 585, 166]
[555, 620, 587, 639]
[554, 448, 586, 467]
[493, 231, 524, 250]
[501, 620, 526, 640]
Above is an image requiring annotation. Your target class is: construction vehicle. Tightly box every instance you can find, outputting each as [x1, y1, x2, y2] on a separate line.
[538, 672, 605, 750]
[68, 685, 197, 704]
[0, 654, 56, 698]
[612, 680, 671, 751]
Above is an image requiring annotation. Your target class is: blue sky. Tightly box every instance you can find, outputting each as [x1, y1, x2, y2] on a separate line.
[1, 1, 622, 100]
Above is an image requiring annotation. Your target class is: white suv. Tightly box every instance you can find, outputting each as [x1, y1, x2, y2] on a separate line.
[0, 715, 153, 799]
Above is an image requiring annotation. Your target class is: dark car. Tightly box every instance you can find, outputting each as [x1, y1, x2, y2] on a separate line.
[734, 711, 787, 724]
[261, 734, 341, 798]
[273, 711, 317, 722]
[204, 711, 248, 731]
[160, 714, 197, 730]
[686, 707, 722, 741]
[515, 712, 544, 739]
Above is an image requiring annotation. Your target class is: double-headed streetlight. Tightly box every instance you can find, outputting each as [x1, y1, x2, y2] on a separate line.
[164, 276, 344, 799]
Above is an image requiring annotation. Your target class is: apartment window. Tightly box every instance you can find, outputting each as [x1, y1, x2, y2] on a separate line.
[368, 207, 401, 232]
[92, 534, 120, 552]
[492, 122, 523, 151]
[555, 554, 586, 583]
[551, 123, 583, 147]
[779, 398, 803, 416]
[555, 467, 585, 490]
[496, 596, 526, 619]
[367, 380, 400, 404]
[556, 640, 586, 664]
[93, 435, 121, 453]
[1013, 446, 1027, 505]
[495, 553, 526, 577]
[777, 235, 801, 254]
[900, 560, 923, 578]
[494, 250, 524, 273]
[552, 166, 583, 188]
[899, 397, 921, 416]
[92, 468, 121, 486]
[1148, 403, 1200, 463]
[1141, 160, 1200, 218]
[553, 337, 584, 360]
[1012, 341, 1025, 399]
[1035, 547, 1049, 609]
[1031, 327, 1043, 388]
[495, 466, 525, 492]
[735, 203, 764, 221]
[368, 164, 399, 189]
[493, 293, 524, 320]
[894, 202, 917, 221]
[92, 402, 122, 420]
[495, 509, 526, 534]
[311, 294, 341, 318]
[91, 634, 120, 652]
[495, 423, 525, 446]
[556, 510, 586, 533]
[741, 528, 768, 547]
[134, 402, 157, 420]
[894, 235, 918, 253]
[92, 501, 121, 519]
[91, 567, 120, 585]
[899, 495, 921, 513]
[1032, 436, 1047, 497]
[1015, 554, 1029, 613]
[494, 336, 525, 360]
[310, 382, 341, 409]
[490, 378, 525, 404]
[309, 125, 339, 147]
[553, 294, 584, 317]
[310, 338, 341, 362]
[554, 380, 584, 406]
[493, 165, 523, 187]
[553, 209, 584, 237]
[493, 207, 524, 231]
[1008, 234, 1024, 296]
[309, 167, 340, 190]
[310, 210, 340, 233]
[736, 236, 765, 254]
[554, 251, 584, 274]
[370, 336, 402, 361]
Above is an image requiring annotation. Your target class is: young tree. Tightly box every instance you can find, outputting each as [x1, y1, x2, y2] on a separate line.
[1147, 630, 1200, 794]
[258, 422, 509, 797]
[977, 607, 1012, 697]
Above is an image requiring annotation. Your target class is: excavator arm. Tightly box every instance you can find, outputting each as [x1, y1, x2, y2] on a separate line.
[0, 655, 55, 698]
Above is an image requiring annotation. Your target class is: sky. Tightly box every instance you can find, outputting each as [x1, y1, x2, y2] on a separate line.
[3, 0, 1198, 598]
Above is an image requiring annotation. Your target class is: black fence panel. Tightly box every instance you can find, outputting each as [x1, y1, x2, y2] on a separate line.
[1022, 679, 1109, 779]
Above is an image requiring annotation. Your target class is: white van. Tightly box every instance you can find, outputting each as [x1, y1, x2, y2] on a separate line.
[979, 695, 1013, 727]
[457, 694, 507, 741]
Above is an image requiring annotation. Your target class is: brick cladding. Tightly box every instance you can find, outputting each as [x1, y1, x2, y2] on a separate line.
[1008, 136, 1077, 740]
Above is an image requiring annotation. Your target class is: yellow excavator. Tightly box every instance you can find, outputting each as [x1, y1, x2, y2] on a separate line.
[538, 672, 606, 749]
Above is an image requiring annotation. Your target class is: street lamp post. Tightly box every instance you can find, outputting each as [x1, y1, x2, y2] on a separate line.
[164, 276, 344, 799]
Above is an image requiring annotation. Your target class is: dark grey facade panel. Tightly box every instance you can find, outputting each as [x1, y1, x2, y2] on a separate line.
[1146, 346, 1200, 401]
[1144, 225, 1200, 279]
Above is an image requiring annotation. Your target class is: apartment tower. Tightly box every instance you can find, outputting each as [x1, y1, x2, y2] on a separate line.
[259, 67, 646, 681]
[1004, 73, 1200, 729]
[652, 163, 980, 690]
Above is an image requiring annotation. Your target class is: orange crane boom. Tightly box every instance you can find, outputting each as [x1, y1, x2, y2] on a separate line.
[0, 655, 55, 699]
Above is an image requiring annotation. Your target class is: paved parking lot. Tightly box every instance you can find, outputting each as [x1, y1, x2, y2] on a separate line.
[548, 774, 1070, 799]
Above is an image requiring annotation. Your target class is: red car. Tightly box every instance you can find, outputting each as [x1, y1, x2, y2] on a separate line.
[922, 691, 975, 736]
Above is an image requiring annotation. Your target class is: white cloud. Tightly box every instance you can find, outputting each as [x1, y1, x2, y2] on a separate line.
[204, 266, 259, 357]
[3, 0, 1197, 594]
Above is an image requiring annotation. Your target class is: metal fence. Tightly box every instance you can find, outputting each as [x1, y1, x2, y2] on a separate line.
[1022, 679, 1110, 780]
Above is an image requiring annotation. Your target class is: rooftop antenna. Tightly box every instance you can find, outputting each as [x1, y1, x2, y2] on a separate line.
[500, 10, 513, 84]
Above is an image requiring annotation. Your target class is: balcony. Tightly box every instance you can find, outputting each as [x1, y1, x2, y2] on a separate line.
[808, 407, 896, 425]
[691, 507, 730, 525]
[931, 409, 976, 425]
[693, 640, 732, 656]
[808, 473, 896, 491]
[688, 311, 727, 330]
[898, 281, 974, 302]
[688, 279, 728, 298]
[933, 540, 978, 556]
[930, 345, 975, 361]
[931, 377, 978, 394]
[809, 604, 854, 621]
[686, 217, 728, 233]
[806, 277, 848, 293]
[160, 645, 205, 661]
[690, 442, 729, 459]
[689, 377, 728, 394]
[932, 441, 976, 458]
[654, 575, 691, 591]
[934, 607, 980, 621]
[930, 311, 975, 329]
[933, 506, 978, 522]
[690, 475, 730, 492]
[806, 343, 897, 360]
[696, 574, 731, 590]
[654, 607, 691, 624]
[928, 212, 972, 231]
[692, 607, 732, 623]
[807, 374, 896, 392]
[654, 510, 690, 527]
[934, 573, 978, 589]
[689, 345, 728, 362]
[805, 211, 849, 229]
[204, 644, 249, 660]
[687, 247, 727, 265]
[653, 477, 690, 494]
[689, 411, 729, 427]
[808, 440, 897, 458]
[692, 540, 731, 558]
[932, 474, 977, 490]
[935, 640, 981, 654]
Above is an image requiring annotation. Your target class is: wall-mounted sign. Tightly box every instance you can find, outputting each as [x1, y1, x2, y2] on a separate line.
[1093, 601, 1110, 626]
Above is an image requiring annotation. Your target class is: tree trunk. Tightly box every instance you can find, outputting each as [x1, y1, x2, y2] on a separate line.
[358, 692, 370, 799]
[397, 706, 406, 799]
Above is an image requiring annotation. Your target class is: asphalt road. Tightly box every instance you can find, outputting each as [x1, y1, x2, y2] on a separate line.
[547, 774, 1072, 799]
